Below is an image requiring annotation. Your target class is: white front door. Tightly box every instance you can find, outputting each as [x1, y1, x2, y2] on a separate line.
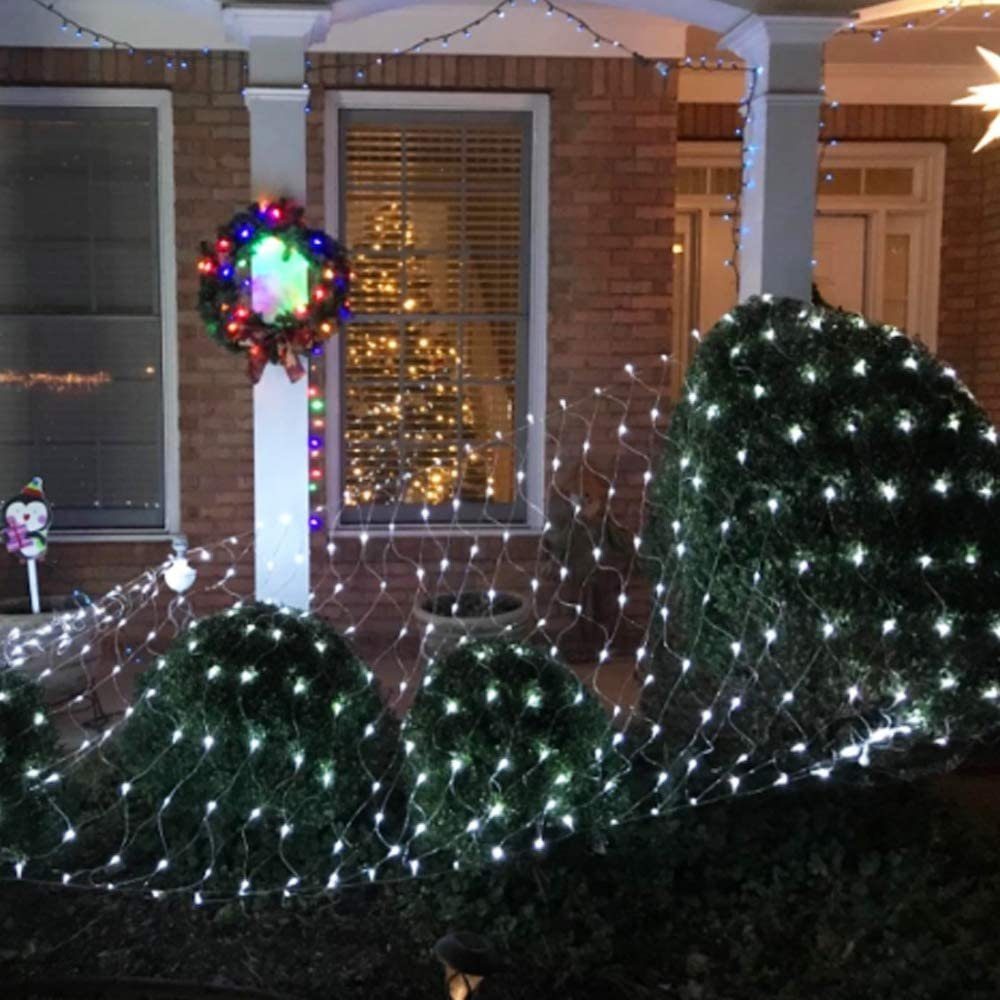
[674, 141, 945, 367]
[696, 212, 867, 332]
[812, 215, 866, 314]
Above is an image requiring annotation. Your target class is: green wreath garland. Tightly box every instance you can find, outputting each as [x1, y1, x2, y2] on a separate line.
[197, 199, 351, 383]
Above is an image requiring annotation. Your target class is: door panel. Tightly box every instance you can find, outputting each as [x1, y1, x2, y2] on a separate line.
[812, 215, 866, 314]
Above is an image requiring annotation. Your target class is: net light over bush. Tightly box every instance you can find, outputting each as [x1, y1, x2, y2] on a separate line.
[404, 641, 628, 865]
[108, 603, 400, 888]
[644, 296, 1000, 785]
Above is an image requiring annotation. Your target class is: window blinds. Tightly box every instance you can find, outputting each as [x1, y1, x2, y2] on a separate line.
[340, 110, 530, 522]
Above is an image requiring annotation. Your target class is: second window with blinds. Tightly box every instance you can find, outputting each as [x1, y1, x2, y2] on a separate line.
[328, 96, 546, 528]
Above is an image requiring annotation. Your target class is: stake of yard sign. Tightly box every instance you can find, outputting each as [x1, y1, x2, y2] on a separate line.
[25, 559, 40, 615]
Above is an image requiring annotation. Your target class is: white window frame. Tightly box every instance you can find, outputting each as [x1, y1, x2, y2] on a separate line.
[676, 140, 945, 353]
[0, 87, 179, 542]
[323, 89, 549, 536]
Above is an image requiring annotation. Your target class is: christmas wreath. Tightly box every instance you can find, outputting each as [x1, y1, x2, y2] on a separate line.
[197, 199, 351, 383]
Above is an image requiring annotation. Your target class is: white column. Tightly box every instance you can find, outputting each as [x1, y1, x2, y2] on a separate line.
[720, 15, 845, 303]
[223, 5, 331, 610]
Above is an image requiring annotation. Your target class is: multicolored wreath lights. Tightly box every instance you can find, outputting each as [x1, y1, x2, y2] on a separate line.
[197, 199, 351, 383]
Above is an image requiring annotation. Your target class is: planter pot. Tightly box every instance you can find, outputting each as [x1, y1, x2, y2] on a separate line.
[413, 591, 532, 662]
[0, 596, 97, 705]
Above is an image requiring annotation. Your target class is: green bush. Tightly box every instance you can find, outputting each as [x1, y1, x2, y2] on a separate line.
[109, 603, 400, 888]
[0, 671, 63, 860]
[404, 640, 628, 866]
[644, 297, 1000, 775]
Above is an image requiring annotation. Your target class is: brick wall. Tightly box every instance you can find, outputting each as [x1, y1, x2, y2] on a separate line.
[678, 102, 1000, 419]
[0, 48, 677, 669]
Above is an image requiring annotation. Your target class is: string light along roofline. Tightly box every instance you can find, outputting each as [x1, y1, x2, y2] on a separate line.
[28, 0, 998, 65]
[24, 0, 745, 79]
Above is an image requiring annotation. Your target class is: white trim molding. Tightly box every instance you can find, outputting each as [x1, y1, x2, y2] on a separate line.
[0, 87, 180, 542]
[323, 89, 550, 536]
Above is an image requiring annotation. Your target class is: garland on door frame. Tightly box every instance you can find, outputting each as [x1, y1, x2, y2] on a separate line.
[197, 199, 351, 383]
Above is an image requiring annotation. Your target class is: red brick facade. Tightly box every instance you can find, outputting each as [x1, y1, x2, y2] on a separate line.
[0, 48, 676, 652]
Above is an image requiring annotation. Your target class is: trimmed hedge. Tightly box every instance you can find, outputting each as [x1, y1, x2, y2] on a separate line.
[110, 603, 400, 886]
[644, 297, 1000, 769]
[404, 640, 627, 865]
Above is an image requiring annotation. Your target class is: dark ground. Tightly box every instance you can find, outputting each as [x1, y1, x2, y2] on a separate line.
[2, 771, 999, 1000]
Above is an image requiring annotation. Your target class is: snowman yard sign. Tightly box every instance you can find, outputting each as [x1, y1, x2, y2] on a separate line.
[3, 477, 53, 614]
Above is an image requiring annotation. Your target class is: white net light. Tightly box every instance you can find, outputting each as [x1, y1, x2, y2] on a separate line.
[0, 344, 973, 902]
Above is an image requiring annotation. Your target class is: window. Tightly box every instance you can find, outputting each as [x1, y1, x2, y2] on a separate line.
[326, 93, 548, 528]
[0, 91, 176, 533]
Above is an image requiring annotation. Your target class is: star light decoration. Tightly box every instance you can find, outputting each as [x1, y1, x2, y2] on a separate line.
[954, 47, 1000, 152]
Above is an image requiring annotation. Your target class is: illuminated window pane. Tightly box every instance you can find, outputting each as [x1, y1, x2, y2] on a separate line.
[340, 110, 529, 522]
[882, 233, 910, 330]
[818, 167, 862, 196]
[710, 167, 742, 195]
[676, 167, 707, 195]
[864, 168, 913, 196]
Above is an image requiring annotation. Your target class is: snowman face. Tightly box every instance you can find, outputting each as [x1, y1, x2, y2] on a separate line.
[4, 499, 49, 534]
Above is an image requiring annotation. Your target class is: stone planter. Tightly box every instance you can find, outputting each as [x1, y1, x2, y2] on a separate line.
[413, 591, 532, 662]
[0, 596, 97, 705]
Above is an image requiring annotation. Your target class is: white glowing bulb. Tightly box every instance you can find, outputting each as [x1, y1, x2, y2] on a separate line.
[164, 554, 197, 594]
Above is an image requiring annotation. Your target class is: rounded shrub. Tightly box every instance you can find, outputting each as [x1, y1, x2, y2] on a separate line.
[644, 296, 1000, 772]
[110, 603, 400, 889]
[0, 671, 63, 860]
[405, 640, 628, 866]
